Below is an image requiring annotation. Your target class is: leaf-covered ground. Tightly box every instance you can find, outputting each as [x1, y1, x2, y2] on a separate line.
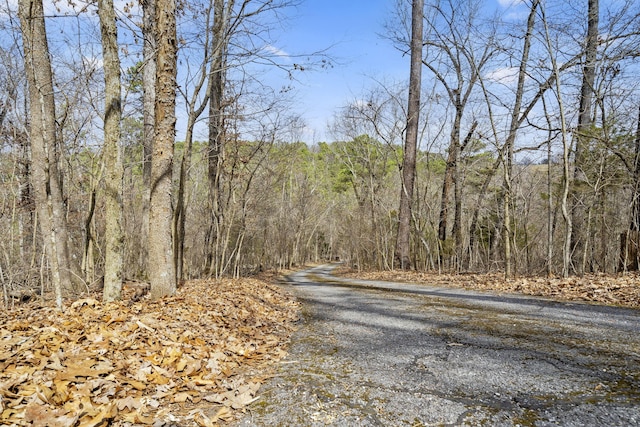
[3, 267, 639, 426]
[338, 269, 640, 309]
[0, 278, 299, 426]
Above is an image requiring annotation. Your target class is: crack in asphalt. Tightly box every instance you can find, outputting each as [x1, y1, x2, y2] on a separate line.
[235, 264, 640, 426]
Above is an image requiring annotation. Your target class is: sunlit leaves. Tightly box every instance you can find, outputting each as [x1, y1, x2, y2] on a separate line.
[0, 278, 299, 425]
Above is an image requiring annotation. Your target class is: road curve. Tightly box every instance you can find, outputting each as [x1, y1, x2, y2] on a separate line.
[235, 264, 640, 426]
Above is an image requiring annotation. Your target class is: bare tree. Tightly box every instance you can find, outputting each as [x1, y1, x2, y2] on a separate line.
[206, 0, 228, 278]
[419, 0, 496, 269]
[173, 3, 214, 282]
[501, 0, 539, 278]
[148, 0, 177, 298]
[572, 0, 599, 275]
[98, 0, 124, 302]
[395, 0, 423, 270]
[200, 0, 309, 277]
[140, 0, 156, 276]
[539, 1, 573, 278]
[18, 0, 77, 308]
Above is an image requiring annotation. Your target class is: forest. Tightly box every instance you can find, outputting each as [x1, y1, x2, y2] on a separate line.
[1, 0, 640, 307]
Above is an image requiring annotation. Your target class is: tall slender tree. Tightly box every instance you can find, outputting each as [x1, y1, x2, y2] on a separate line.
[148, 0, 177, 298]
[141, 0, 156, 275]
[206, 0, 229, 278]
[98, 0, 124, 302]
[502, 0, 539, 278]
[418, 0, 495, 268]
[572, 0, 599, 275]
[395, 0, 423, 270]
[18, 0, 76, 308]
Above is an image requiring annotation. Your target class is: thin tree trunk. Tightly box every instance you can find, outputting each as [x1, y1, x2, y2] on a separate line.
[173, 6, 213, 282]
[148, 0, 177, 298]
[502, 0, 538, 278]
[395, 0, 423, 270]
[467, 156, 501, 269]
[454, 121, 477, 270]
[141, 0, 156, 277]
[18, 0, 75, 308]
[82, 188, 96, 284]
[174, 88, 210, 282]
[544, 100, 554, 277]
[438, 110, 461, 245]
[541, 2, 572, 278]
[572, 0, 599, 275]
[207, 0, 230, 277]
[98, 0, 124, 302]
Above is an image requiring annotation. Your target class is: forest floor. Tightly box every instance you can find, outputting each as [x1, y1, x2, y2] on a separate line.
[1, 267, 639, 426]
[0, 275, 300, 426]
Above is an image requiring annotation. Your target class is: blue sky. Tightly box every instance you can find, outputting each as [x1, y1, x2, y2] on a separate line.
[271, 0, 412, 142]
[266, 0, 519, 143]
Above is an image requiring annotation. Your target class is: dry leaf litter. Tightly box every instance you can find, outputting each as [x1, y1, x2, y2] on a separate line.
[339, 269, 640, 308]
[3, 267, 640, 426]
[0, 278, 299, 426]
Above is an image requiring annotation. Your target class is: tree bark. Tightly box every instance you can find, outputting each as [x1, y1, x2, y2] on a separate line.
[141, 0, 156, 277]
[502, 0, 538, 278]
[98, 0, 124, 302]
[148, 0, 177, 299]
[207, 0, 230, 277]
[572, 0, 599, 275]
[540, 1, 572, 278]
[18, 0, 75, 308]
[395, 0, 423, 270]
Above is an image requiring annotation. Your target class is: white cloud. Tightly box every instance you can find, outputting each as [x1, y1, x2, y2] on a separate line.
[83, 56, 103, 73]
[497, 0, 525, 7]
[484, 67, 519, 84]
[263, 45, 290, 60]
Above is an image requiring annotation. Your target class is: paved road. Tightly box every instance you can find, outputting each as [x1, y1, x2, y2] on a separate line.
[236, 264, 640, 426]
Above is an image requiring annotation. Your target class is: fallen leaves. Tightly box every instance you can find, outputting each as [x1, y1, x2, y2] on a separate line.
[0, 278, 299, 426]
[339, 269, 640, 308]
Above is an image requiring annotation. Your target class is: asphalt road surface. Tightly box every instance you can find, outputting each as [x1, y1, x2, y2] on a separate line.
[236, 264, 640, 426]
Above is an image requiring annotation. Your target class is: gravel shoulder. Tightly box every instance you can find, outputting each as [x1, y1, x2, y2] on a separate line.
[235, 264, 640, 426]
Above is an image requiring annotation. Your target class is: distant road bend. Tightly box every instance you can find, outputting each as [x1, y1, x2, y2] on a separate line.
[236, 264, 640, 426]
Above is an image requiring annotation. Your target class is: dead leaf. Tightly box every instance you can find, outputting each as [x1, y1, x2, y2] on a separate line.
[117, 396, 143, 411]
[193, 410, 216, 427]
[211, 405, 233, 421]
[0, 278, 299, 425]
[173, 391, 192, 403]
[77, 402, 117, 427]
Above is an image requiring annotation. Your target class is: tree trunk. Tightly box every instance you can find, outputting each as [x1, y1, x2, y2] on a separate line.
[502, 0, 538, 278]
[467, 156, 501, 270]
[540, 1, 572, 278]
[572, 0, 599, 275]
[438, 109, 460, 245]
[18, 0, 75, 308]
[620, 105, 640, 271]
[141, 0, 156, 277]
[395, 0, 423, 270]
[207, 0, 228, 277]
[544, 99, 554, 277]
[148, 0, 177, 299]
[98, 0, 124, 302]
